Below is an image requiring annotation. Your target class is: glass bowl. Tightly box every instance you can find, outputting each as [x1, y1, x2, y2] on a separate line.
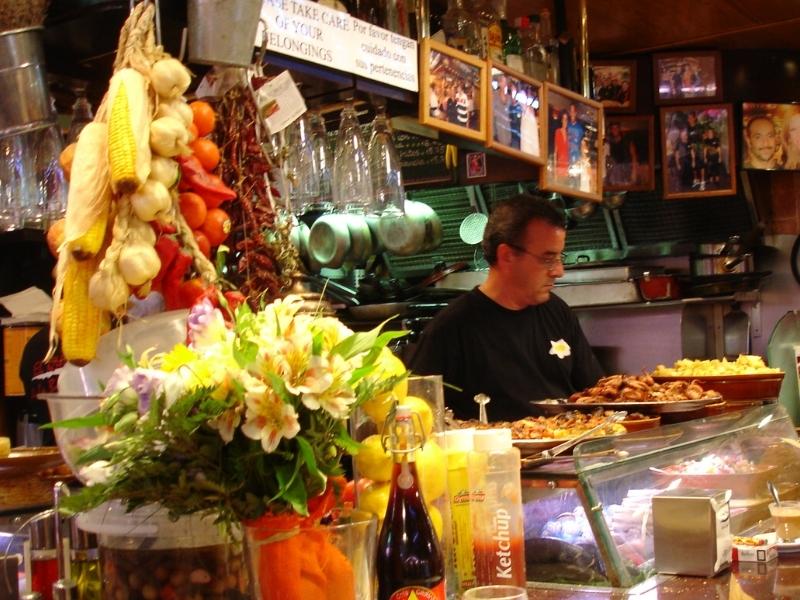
[39, 393, 105, 483]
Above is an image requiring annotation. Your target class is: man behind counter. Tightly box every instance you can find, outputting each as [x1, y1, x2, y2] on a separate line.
[409, 193, 604, 422]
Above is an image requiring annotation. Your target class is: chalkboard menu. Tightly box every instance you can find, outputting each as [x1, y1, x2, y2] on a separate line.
[328, 124, 453, 188]
[394, 131, 454, 187]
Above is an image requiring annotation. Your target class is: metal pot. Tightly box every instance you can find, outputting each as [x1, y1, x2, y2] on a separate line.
[376, 200, 443, 256]
[188, 0, 263, 67]
[307, 214, 375, 268]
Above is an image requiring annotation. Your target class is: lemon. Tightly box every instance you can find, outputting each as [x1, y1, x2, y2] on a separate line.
[415, 439, 446, 502]
[354, 434, 393, 482]
[358, 480, 390, 518]
[427, 503, 443, 540]
[398, 395, 434, 438]
[361, 348, 408, 426]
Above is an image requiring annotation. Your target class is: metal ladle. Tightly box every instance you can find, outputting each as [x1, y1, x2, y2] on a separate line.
[768, 481, 782, 507]
[474, 393, 490, 424]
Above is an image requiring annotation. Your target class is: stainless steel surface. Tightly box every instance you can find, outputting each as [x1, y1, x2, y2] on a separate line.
[0, 28, 54, 137]
[377, 200, 443, 256]
[308, 213, 351, 268]
[474, 393, 490, 424]
[187, 0, 262, 67]
[691, 253, 754, 276]
[553, 281, 641, 307]
[653, 488, 731, 577]
[560, 265, 654, 284]
[723, 304, 750, 357]
[567, 395, 722, 414]
[434, 270, 487, 290]
[416, 0, 430, 39]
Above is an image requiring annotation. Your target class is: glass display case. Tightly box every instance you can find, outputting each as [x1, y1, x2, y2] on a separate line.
[520, 404, 800, 589]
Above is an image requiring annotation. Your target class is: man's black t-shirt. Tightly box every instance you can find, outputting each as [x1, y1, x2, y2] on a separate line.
[409, 288, 604, 422]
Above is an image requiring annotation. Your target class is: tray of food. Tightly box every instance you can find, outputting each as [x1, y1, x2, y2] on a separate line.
[651, 356, 784, 400]
[527, 403, 661, 431]
[567, 374, 722, 413]
[650, 453, 779, 499]
[0, 447, 64, 478]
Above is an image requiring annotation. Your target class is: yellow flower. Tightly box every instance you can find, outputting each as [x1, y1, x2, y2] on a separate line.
[240, 372, 300, 452]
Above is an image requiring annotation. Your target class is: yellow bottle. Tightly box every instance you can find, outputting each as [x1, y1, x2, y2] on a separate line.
[440, 428, 476, 593]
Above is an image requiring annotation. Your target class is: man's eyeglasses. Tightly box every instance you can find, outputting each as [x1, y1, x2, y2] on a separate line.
[507, 244, 567, 270]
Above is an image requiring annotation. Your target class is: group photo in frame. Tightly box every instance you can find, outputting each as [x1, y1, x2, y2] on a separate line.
[604, 116, 655, 191]
[742, 102, 800, 170]
[653, 51, 723, 105]
[419, 37, 487, 143]
[660, 104, 735, 199]
[541, 83, 604, 202]
[591, 60, 637, 113]
[486, 61, 544, 165]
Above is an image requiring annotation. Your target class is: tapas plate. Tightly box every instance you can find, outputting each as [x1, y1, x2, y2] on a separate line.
[564, 396, 722, 414]
[0, 447, 63, 477]
[754, 532, 800, 554]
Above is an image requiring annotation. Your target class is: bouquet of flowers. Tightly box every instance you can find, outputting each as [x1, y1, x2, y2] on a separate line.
[57, 294, 406, 526]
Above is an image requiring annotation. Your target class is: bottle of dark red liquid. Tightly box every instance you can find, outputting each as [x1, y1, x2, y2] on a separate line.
[377, 404, 445, 600]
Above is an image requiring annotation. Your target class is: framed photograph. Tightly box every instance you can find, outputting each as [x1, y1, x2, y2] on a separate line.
[660, 104, 736, 199]
[486, 61, 544, 164]
[466, 152, 487, 178]
[591, 60, 636, 113]
[604, 116, 655, 191]
[653, 51, 723, 105]
[742, 102, 800, 170]
[419, 37, 487, 143]
[540, 83, 604, 202]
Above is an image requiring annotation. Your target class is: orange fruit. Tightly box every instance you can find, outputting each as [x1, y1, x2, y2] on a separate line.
[188, 122, 199, 142]
[201, 208, 231, 246]
[190, 101, 216, 136]
[179, 192, 207, 229]
[190, 138, 220, 171]
[193, 230, 211, 257]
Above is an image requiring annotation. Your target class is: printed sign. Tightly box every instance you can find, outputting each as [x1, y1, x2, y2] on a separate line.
[259, 0, 418, 92]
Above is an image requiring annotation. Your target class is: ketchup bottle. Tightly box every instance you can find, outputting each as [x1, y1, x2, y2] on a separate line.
[377, 404, 445, 600]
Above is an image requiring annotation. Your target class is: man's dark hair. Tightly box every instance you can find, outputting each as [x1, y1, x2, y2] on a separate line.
[482, 193, 566, 265]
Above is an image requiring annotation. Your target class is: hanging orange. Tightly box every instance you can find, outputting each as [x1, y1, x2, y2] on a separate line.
[179, 192, 208, 229]
[201, 208, 231, 246]
[190, 100, 216, 136]
[190, 138, 221, 171]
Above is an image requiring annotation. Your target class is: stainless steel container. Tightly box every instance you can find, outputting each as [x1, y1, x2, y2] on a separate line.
[0, 27, 54, 137]
[188, 0, 263, 67]
[653, 488, 732, 577]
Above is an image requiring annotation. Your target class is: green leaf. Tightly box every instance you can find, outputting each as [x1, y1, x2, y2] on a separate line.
[282, 457, 309, 515]
[43, 413, 107, 429]
[74, 444, 113, 465]
[266, 372, 293, 404]
[233, 339, 258, 368]
[295, 436, 321, 483]
[334, 424, 362, 455]
[331, 323, 383, 359]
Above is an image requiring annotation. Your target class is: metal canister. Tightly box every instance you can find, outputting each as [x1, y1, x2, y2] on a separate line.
[0, 27, 55, 137]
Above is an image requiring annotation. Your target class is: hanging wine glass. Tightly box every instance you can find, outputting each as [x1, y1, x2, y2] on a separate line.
[284, 114, 318, 215]
[30, 124, 67, 228]
[368, 105, 405, 216]
[309, 111, 334, 213]
[332, 103, 373, 214]
[0, 135, 24, 231]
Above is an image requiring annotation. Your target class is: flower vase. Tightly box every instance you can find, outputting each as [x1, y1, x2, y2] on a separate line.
[76, 502, 248, 599]
[244, 510, 377, 600]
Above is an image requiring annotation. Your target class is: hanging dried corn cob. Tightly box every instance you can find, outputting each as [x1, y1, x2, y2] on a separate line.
[61, 254, 110, 365]
[107, 68, 152, 194]
[62, 122, 112, 260]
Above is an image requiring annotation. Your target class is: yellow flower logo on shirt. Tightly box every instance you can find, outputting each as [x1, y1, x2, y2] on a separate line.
[549, 339, 571, 359]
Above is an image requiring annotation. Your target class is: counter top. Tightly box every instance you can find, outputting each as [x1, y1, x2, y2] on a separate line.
[525, 557, 800, 599]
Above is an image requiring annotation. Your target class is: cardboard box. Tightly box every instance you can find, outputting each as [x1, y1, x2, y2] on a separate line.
[733, 541, 778, 563]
